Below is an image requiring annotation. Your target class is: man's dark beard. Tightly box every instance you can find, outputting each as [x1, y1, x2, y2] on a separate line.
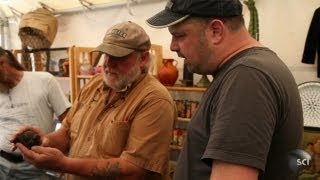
[0, 83, 9, 93]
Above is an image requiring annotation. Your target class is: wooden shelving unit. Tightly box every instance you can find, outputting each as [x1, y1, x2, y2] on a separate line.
[168, 86, 205, 153]
[69, 46, 99, 103]
[12, 47, 69, 72]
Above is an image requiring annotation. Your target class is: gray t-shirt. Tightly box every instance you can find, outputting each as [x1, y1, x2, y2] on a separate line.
[173, 47, 303, 180]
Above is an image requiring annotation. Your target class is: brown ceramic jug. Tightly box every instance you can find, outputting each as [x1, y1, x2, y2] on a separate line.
[158, 59, 179, 86]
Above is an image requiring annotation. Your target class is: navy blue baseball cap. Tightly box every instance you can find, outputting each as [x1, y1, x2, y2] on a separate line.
[146, 0, 243, 28]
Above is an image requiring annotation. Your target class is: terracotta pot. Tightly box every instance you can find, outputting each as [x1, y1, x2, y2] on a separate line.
[158, 59, 179, 86]
[314, 139, 320, 153]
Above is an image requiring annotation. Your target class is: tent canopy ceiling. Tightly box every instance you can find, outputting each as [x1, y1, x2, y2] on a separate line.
[0, 0, 137, 18]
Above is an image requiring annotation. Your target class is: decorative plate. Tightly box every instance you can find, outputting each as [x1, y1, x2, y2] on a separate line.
[298, 81, 320, 127]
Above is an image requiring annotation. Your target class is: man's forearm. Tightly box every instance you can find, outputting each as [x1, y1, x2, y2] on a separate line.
[61, 157, 146, 179]
[45, 128, 70, 153]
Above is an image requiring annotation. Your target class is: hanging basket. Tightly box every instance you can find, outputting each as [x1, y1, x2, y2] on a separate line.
[18, 8, 58, 49]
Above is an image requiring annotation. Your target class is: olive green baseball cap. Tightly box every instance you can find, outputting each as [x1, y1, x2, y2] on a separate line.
[94, 21, 151, 57]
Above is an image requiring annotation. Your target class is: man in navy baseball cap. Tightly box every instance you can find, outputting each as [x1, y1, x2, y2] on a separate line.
[147, 0, 303, 180]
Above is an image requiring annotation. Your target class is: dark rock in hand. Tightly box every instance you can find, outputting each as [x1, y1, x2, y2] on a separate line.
[13, 130, 41, 149]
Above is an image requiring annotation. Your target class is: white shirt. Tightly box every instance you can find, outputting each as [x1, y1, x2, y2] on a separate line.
[0, 71, 70, 153]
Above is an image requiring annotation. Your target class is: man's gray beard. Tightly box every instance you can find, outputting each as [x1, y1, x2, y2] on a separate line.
[103, 72, 141, 91]
[103, 67, 141, 91]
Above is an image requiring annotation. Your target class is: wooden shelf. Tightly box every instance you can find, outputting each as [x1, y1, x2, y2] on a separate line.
[177, 117, 190, 122]
[11, 47, 69, 53]
[170, 145, 183, 150]
[165, 86, 207, 92]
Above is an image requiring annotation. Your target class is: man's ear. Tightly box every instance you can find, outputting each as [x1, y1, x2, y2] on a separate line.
[139, 51, 150, 73]
[140, 51, 150, 64]
[208, 19, 225, 45]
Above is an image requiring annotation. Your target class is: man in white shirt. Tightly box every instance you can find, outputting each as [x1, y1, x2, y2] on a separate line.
[0, 47, 71, 180]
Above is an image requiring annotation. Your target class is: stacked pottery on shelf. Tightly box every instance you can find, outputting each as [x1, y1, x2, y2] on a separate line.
[158, 58, 179, 86]
[79, 54, 93, 75]
[196, 75, 211, 88]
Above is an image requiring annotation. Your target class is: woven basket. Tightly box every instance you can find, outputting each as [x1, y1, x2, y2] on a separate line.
[19, 8, 58, 49]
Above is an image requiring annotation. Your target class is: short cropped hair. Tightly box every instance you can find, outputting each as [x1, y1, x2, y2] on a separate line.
[188, 15, 245, 32]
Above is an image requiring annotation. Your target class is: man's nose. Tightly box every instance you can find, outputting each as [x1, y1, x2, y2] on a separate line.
[170, 38, 179, 52]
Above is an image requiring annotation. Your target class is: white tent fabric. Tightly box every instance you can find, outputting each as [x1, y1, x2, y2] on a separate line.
[0, 0, 139, 18]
